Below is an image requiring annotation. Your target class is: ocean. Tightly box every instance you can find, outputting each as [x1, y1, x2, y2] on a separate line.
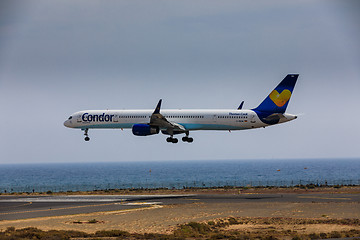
[0, 159, 359, 193]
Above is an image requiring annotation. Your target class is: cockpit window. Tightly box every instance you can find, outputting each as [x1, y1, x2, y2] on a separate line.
[68, 116, 72, 120]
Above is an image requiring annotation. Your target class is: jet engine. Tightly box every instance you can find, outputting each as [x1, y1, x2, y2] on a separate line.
[132, 124, 159, 136]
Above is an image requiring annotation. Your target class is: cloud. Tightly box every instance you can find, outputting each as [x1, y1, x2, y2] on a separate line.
[0, 0, 359, 163]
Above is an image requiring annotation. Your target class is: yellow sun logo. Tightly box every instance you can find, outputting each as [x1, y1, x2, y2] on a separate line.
[269, 89, 292, 107]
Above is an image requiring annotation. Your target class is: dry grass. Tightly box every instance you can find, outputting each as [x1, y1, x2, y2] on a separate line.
[1, 217, 360, 240]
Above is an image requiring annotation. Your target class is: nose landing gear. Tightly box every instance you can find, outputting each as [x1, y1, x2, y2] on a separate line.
[83, 129, 90, 141]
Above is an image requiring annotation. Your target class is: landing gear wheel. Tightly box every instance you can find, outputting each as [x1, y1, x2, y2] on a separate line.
[83, 128, 90, 141]
[182, 136, 193, 143]
[166, 137, 178, 143]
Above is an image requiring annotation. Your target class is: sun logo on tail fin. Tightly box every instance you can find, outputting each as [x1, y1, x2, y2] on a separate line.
[269, 89, 292, 107]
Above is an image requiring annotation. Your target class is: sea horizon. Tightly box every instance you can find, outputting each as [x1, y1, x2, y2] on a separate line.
[1, 158, 359, 193]
[1, 157, 360, 165]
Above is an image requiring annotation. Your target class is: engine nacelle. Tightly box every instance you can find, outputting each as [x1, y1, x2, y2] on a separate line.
[132, 124, 159, 136]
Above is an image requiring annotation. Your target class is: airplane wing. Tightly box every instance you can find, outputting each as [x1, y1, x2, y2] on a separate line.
[150, 99, 187, 135]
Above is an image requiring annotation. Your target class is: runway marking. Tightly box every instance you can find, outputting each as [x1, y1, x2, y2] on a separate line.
[0, 202, 119, 216]
[298, 196, 351, 200]
[123, 202, 162, 205]
[0, 205, 163, 223]
[0, 201, 33, 210]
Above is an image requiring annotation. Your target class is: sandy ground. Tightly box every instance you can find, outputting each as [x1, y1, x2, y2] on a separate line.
[0, 199, 359, 234]
[227, 223, 360, 235]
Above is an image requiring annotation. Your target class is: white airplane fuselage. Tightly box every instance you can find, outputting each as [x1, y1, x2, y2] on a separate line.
[64, 109, 296, 131]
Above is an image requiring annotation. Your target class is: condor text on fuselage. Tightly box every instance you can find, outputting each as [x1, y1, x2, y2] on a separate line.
[81, 113, 115, 122]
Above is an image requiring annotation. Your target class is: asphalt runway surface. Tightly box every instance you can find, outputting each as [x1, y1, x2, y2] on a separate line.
[0, 193, 359, 221]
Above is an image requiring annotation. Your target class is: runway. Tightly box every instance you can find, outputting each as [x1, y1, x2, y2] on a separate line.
[1, 193, 359, 221]
[0, 194, 193, 220]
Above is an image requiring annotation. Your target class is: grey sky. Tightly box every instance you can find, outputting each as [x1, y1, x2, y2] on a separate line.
[0, 0, 359, 163]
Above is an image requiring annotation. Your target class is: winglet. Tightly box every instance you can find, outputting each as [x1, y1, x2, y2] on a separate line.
[153, 99, 162, 114]
[237, 101, 244, 110]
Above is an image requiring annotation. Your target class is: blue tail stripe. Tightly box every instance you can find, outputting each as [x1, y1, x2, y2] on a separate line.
[253, 74, 298, 114]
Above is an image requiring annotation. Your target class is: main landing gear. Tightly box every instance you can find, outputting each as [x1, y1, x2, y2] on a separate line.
[166, 135, 193, 144]
[166, 137, 178, 143]
[182, 136, 193, 143]
[83, 128, 90, 141]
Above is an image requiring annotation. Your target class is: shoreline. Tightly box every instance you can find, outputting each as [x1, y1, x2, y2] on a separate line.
[1, 185, 360, 196]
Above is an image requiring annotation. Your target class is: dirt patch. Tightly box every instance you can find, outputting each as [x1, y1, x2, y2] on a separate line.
[0, 200, 359, 234]
[227, 223, 360, 234]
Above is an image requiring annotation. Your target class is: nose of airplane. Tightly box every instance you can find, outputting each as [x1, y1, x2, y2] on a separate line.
[64, 120, 71, 128]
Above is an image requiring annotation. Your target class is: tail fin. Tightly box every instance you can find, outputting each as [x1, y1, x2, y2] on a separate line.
[253, 74, 298, 113]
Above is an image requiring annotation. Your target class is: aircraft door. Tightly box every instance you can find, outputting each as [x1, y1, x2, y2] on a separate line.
[77, 114, 82, 123]
[113, 115, 119, 122]
[212, 114, 217, 122]
[250, 114, 256, 123]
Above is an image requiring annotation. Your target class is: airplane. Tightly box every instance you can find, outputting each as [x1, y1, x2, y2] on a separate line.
[64, 74, 298, 143]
